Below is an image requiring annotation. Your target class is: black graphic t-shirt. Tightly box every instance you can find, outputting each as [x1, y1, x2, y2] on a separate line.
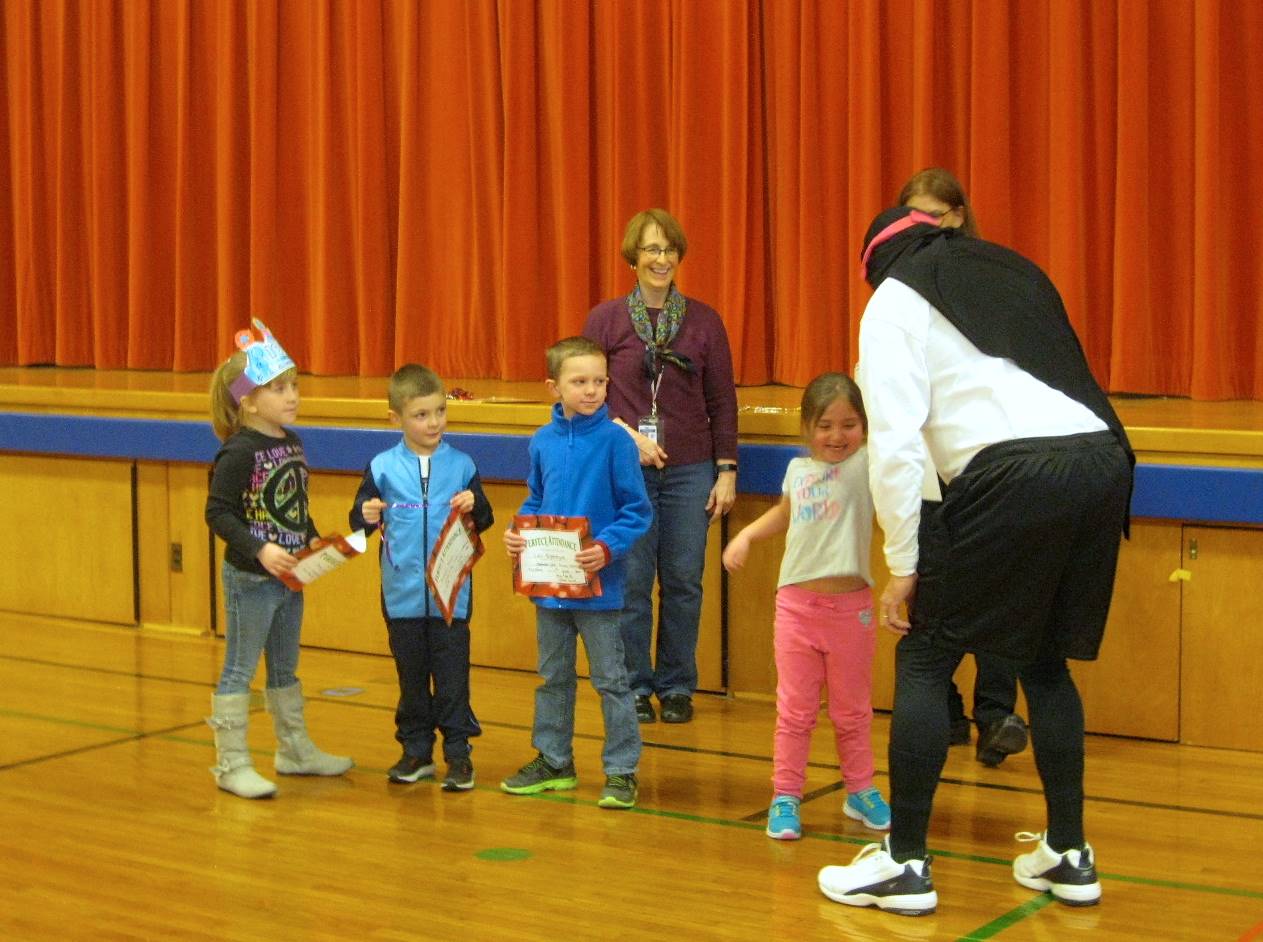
[205, 426, 320, 575]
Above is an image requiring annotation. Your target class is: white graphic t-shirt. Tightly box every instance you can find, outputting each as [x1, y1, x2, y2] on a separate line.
[777, 448, 873, 589]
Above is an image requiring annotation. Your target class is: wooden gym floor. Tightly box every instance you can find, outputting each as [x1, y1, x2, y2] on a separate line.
[0, 614, 1260, 942]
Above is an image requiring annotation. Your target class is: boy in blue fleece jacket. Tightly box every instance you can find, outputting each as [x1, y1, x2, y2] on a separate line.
[500, 337, 652, 809]
[350, 364, 493, 792]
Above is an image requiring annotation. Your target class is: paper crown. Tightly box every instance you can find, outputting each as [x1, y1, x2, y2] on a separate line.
[229, 318, 296, 403]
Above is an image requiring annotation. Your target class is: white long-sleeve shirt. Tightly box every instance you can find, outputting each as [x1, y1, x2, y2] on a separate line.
[856, 278, 1106, 576]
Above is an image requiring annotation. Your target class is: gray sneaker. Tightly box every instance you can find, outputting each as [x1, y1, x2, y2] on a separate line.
[598, 773, 638, 809]
[387, 753, 436, 783]
[442, 756, 475, 792]
[500, 754, 578, 795]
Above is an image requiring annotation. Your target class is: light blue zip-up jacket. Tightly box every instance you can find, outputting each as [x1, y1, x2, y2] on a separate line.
[349, 439, 493, 620]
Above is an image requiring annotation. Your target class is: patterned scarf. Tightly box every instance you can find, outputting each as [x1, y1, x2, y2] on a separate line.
[627, 282, 693, 375]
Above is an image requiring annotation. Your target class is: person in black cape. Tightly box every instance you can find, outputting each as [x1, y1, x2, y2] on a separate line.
[817, 206, 1134, 917]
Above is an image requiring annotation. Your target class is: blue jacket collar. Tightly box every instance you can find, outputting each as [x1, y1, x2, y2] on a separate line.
[550, 402, 609, 433]
[393, 438, 450, 460]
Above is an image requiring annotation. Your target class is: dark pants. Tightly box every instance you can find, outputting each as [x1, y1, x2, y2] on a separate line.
[888, 432, 1131, 860]
[387, 616, 481, 761]
[924, 501, 1020, 730]
[889, 632, 1086, 859]
[915, 432, 1131, 661]
[947, 654, 1019, 730]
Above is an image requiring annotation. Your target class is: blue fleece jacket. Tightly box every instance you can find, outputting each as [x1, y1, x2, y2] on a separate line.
[519, 403, 652, 611]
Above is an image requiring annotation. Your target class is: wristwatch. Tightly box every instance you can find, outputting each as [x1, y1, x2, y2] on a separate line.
[715, 462, 738, 474]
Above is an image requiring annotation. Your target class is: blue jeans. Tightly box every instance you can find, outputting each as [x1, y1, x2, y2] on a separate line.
[216, 563, 303, 694]
[532, 607, 640, 775]
[620, 460, 714, 698]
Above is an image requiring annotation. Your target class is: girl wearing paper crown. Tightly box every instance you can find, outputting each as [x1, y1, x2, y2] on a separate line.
[204, 319, 354, 798]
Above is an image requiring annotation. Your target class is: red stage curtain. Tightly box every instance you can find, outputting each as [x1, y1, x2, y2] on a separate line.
[1, 0, 1260, 398]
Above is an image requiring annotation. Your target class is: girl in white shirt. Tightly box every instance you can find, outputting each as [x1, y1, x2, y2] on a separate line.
[723, 373, 890, 841]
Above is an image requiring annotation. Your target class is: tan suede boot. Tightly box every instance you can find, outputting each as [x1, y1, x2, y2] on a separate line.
[207, 693, 278, 799]
[265, 682, 354, 776]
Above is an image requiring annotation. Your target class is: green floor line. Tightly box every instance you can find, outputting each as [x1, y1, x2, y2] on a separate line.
[483, 784, 1263, 902]
[0, 705, 140, 736]
[11, 650, 1263, 822]
[957, 896, 1056, 940]
[5, 689, 1263, 912]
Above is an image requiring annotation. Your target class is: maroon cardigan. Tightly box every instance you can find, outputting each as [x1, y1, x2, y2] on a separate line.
[583, 293, 738, 468]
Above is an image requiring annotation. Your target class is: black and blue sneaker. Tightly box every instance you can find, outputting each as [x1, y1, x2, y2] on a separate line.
[1012, 831, 1102, 906]
[818, 838, 937, 916]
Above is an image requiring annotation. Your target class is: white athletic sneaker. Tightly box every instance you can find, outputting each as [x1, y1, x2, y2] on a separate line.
[818, 839, 938, 916]
[1012, 831, 1102, 906]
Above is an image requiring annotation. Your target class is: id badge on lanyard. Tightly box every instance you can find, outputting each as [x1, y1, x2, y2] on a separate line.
[637, 369, 665, 447]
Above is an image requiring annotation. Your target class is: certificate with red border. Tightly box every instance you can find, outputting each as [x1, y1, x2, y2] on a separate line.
[425, 509, 486, 624]
[280, 530, 367, 592]
[512, 514, 603, 599]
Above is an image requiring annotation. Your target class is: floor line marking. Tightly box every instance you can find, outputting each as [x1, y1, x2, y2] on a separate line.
[1236, 917, 1263, 941]
[6, 654, 1263, 825]
[955, 896, 1056, 941]
[4, 701, 1261, 906]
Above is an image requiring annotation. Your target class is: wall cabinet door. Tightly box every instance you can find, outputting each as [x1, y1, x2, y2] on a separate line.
[1072, 520, 1183, 740]
[0, 455, 136, 625]
[1180, 526, 1263, 751]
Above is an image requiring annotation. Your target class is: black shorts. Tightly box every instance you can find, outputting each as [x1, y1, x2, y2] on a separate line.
[911, 431, 1132, 664]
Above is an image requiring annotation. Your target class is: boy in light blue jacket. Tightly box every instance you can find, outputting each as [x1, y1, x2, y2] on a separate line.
[351, 364, 493, 791]
[501, 337, 652, 809]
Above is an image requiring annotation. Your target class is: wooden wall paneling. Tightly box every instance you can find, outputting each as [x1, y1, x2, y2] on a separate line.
[291, 471, 389, 656]
[0, 455, 136, 624]
[698, 523, 725, 692]
[162, 463, 216, 634]
[1180, 525, 1263, 750]
[469, 480, 545, 673]
[1072, 519, 1182, 740]
[135, 462, 171, 626]
[725, 494, 781, 696]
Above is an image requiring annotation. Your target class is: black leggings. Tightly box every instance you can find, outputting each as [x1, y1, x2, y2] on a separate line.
[887, 630, 1086, 861]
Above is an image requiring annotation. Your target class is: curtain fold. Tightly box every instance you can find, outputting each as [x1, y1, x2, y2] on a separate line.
[1, 0, 1259, 398]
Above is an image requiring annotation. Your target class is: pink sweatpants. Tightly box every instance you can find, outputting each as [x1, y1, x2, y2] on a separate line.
[772, 582, 877, 798]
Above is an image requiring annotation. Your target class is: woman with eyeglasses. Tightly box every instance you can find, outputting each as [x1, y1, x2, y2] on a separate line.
[896, 167, 980, 237]
[582, 208, 739, 726]
[897, 168, 1030, 770]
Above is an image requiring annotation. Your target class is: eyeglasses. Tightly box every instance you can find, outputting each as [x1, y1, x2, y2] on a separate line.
[638, 244, 679, 259]
[917, 206, 959, 219]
